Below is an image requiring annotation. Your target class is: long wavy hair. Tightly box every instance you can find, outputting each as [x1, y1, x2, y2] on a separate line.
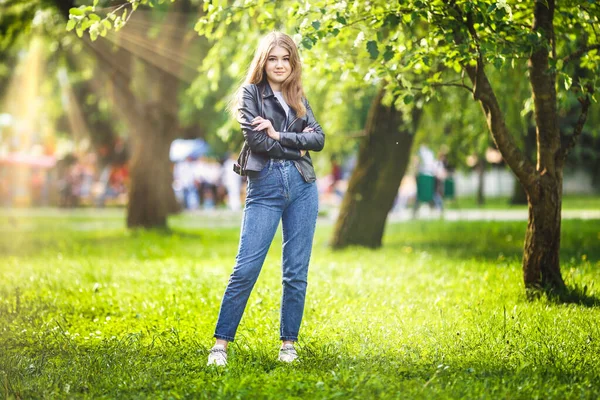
[231, 31, 306, 118]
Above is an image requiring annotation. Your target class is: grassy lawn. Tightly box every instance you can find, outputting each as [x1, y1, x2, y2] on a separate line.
[1, 210, 599, 399]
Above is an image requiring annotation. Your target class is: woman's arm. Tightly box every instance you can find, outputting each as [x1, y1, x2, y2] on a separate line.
[277, 99, 325, 151]
[237, 85, 303, 160]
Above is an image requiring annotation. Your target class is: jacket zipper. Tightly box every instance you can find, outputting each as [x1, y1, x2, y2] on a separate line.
[286, 117, 299, 132]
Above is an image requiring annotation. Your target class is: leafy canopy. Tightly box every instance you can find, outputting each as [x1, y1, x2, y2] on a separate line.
[70, 1, 599, 105]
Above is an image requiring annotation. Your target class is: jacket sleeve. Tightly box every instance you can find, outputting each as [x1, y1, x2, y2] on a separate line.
[237, 85, 302, 160]
[277, 98, 325, 151]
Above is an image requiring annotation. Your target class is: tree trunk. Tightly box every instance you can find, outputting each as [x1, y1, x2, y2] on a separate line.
[57, 0, 195, 226]
[511, 123, 536, 205]
[522, 175, 565, 291]
[476, 158, 485, 206]
[125, 10, 182, 228]
[458, 0, 568, 293]
[107, 5, 193, 227]
[523, 0, 565, 292]
[331, 88, 420, 249]
[126, 105, 175, 228]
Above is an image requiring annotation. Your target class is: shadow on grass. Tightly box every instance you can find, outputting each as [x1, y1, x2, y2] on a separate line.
[384, 220, 600, 307]
[528, 284, 600, 307]
[384, 219, 600, 264]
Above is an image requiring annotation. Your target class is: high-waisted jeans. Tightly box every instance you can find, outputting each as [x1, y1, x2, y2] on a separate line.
[214, 159, 319, 342]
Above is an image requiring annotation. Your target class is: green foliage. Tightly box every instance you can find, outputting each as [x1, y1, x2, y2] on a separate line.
[67, 3, 124, 40]
[68, 1, 600, 115]
[291, 0, 599, 104]
[186, 0, 600, 169]
[1, 210, 599, 398]
[66, 0, 178, 40]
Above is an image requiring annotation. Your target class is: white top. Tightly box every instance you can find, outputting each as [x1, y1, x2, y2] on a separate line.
[273, 91, 291, 125]
[417, 145, 437, 176]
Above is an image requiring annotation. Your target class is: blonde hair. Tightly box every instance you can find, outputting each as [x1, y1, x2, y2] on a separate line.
[231, 32, 306, 118]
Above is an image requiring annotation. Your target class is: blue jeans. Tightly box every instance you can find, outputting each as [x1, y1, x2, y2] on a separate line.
[214, 159, 319, 342]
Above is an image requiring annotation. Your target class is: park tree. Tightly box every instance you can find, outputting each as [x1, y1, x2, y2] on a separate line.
[4, 0, 216, 226]
[293, 0, 600, 294]
[68, 0, 201, 228]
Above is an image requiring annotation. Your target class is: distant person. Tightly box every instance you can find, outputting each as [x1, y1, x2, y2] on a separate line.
[329, 155, 343, 202]
[96, 162, 129, 207]
[174, 156, 198, 209]
[432, 153, 447, 211]
[438, 150, 455, 201]
[413, 144, 443, 217]
[207, 32, 325, 366]
[197, 156, 221, 210]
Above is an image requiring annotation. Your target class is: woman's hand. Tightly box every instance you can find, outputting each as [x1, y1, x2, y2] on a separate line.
[252, 117, 280, 140]
[302, 126, 314, 133]
[299, 127, 312, 156]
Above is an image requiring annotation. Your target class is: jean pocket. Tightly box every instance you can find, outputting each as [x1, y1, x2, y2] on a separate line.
[248, 164, 270, 182]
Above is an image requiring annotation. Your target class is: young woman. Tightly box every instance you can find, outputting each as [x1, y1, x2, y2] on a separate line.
[207, 31, 325, 366]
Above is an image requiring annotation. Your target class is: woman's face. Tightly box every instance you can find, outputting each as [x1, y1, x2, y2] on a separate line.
[265, 46, 291, 89]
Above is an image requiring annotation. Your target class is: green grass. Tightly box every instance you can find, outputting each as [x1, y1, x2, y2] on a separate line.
[446, 194, 600, 210]
[1, 210, 599, 399]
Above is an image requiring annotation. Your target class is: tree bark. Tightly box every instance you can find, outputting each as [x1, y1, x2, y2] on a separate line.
[523, 0, 565, 292]
[522, 175, 564, 291]
[511, 124, 536, 205]
[331, 88, 420, 249]
[61, 0, 195, 227]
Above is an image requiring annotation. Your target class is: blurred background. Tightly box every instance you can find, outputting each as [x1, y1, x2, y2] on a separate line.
[1, 0, 598, 223]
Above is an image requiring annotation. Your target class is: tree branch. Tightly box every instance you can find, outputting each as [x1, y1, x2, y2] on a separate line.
[562, 44, 600, 65]
[560, 95, 592, 160]
[447, 1, 537, 190]
[432, 82, 473, 91]
[410, 82, 473, 93]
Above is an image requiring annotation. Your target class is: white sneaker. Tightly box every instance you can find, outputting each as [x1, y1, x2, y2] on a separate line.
[278, 344, 298, 363]
[207, 345, 227, 366]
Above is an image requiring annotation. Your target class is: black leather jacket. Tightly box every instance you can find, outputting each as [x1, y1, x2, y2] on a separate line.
[237, 80, 325, 183]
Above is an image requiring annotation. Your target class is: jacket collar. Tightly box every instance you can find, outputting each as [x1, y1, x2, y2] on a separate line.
[257, 79, 275, 98]
[257, 79, 298, 123]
